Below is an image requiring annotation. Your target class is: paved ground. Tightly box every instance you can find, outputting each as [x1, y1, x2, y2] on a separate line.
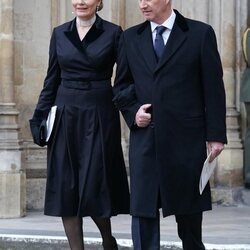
[0, 205, 250, 249]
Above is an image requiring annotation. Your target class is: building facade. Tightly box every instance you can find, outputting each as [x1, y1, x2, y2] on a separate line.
[0, 0, 249, 218]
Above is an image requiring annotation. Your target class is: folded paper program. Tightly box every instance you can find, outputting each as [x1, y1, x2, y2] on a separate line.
[199, 151, 217, 194]
[46, 106, 57, 142]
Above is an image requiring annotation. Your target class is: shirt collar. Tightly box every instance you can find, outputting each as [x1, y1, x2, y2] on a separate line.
[150, 10, 176, 32]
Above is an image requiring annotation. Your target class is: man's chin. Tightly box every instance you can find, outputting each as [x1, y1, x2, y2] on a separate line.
[145, 17, 154, 22]
[143, 14, 153, 21]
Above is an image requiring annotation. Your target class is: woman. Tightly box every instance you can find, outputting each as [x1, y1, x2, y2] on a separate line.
[29, 0, 129, 249]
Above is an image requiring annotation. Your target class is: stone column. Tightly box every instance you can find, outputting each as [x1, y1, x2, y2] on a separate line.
[167, 0, 248, 204]
[209, 0, 247, 204]
[125, 0, 143, 28]
[0, 0, 25, 218]
[14, 0, 55, 211]
[172, 0, 248, 204]
[111, 0, 126, 28]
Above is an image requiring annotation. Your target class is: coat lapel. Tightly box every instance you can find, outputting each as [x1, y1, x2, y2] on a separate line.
[136, 22, 157, 73]
[155, 10, 189, 73]
[64, 19, 83, 53]
[64, 15, 104, 54]
[82, 15, 104, 49]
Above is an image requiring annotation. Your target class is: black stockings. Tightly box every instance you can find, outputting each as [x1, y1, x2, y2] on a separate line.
[62, 216, 84, 250]
[62, 216, 117, 250]
[91, 217, 117, 248]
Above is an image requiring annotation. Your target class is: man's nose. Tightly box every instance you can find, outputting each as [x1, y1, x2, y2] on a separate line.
[139, 0, 148, 9]
[75, 0, 86, 4]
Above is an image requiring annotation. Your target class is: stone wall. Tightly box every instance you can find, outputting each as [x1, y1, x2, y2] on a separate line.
[0, 0, 249, 217]
[0, 0, 25, 218]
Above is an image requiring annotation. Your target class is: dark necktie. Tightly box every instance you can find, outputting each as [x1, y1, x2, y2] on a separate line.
[154, 26, 166, 60]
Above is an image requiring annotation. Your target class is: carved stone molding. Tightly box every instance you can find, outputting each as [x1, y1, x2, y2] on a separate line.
[0, 0, 24, 218]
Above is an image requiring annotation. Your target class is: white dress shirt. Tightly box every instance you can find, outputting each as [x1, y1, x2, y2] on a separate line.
[150, 10, 176, 46]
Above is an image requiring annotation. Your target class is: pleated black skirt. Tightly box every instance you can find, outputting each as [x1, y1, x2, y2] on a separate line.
[44, 80, 130, 217]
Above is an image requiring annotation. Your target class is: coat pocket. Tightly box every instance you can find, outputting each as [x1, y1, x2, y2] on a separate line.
[183, 115, 205, 128]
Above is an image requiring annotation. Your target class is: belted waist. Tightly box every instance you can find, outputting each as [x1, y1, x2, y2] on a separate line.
[61, 79, 111, 90]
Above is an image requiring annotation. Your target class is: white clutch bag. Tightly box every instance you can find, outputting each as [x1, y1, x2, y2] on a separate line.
[46, 106, 57, 142]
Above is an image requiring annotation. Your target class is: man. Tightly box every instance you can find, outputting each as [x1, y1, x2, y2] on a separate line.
[113, 0, 227, 249]
[240, 28, 250, 188]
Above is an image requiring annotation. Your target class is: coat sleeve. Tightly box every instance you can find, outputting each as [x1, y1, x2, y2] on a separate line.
[200, 26, 227, 144]
[113, 32, 141, 129]
[32, 28, 61, 120]
[29, 28, 61, 147]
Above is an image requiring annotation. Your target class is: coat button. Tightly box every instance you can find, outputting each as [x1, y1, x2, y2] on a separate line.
[150, 122, 155, 128]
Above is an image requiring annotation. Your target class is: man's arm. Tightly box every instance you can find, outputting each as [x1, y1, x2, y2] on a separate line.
[113, 32, 141, 128]
[200, 25, 227, 144]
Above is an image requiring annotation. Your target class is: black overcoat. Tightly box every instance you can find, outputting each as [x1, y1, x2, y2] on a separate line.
[31, 15, 130, 217]
[113, 10, 227, 217]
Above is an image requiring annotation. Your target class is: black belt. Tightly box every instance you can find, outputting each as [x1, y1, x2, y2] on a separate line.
[61, 79, 111, 90]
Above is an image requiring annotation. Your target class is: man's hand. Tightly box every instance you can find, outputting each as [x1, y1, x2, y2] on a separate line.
[207, 141, 224, 162]
[135, 104, 152, 127]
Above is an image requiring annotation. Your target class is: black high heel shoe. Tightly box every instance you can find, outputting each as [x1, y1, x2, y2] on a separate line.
[102, 236, 118, 250]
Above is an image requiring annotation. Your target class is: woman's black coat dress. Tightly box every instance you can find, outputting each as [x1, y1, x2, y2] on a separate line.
[30, 15, 130, 217]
